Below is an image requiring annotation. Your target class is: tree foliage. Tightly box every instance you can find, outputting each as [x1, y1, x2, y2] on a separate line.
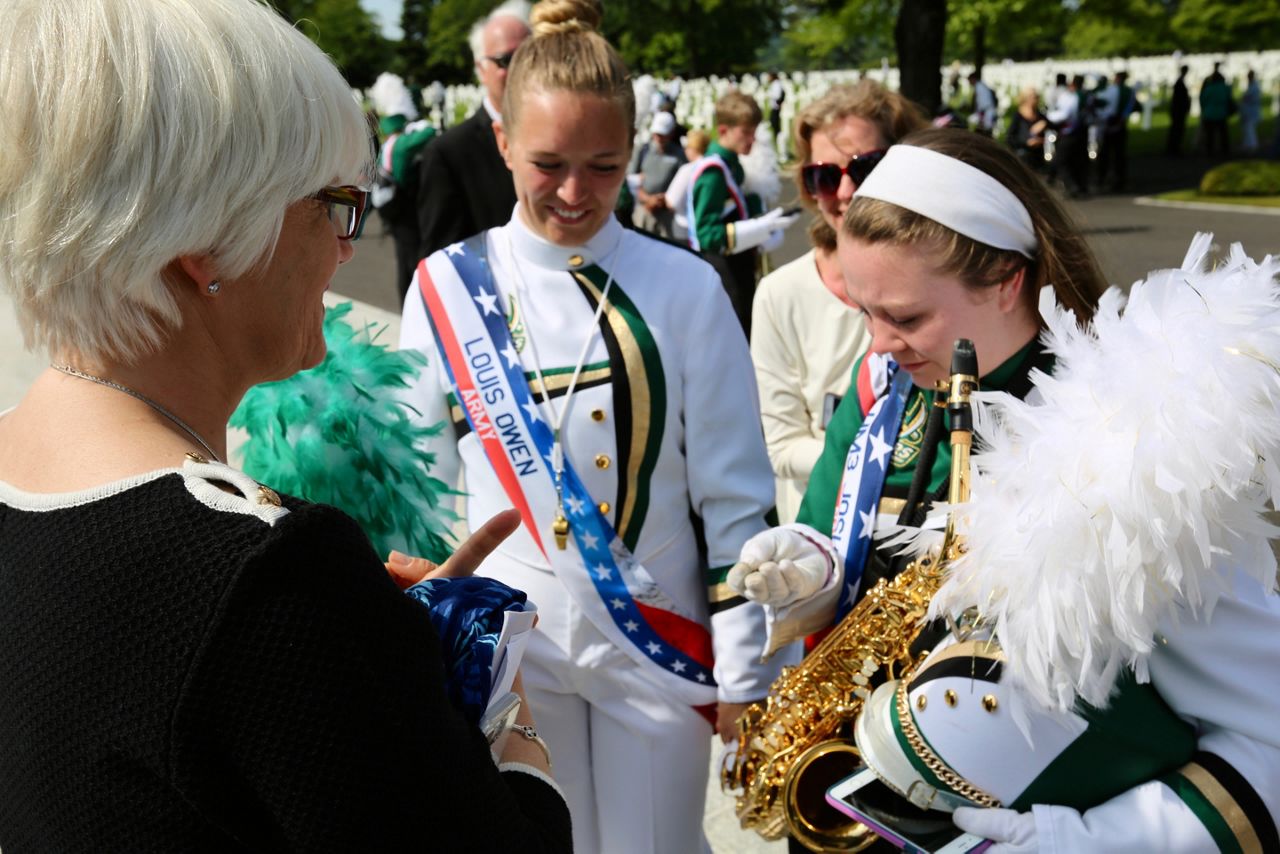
[268, 0, 393, 88]
[1060, 0, 1174, 58]
[601, 0, 787, 77]
[397, 0, 432, 82]
[778, 0, 896, 70]
[777, 0, 1066, 80]
[1169, 0, 1280, 53]
[424, 0, 493, 82]
[946, 0, 1069, 67]
[391, 0, 788, 81]
[270, 0, 1266, 89]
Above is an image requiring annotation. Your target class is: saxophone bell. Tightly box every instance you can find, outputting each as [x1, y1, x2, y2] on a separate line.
[782, 740, 872, 850]
[722, 340, 979, 851]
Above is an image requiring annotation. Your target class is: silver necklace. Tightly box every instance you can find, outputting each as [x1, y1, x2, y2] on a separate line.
[51, 363, 223, 463]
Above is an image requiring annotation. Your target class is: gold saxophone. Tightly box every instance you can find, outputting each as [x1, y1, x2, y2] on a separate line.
[721, 340, 978, 852]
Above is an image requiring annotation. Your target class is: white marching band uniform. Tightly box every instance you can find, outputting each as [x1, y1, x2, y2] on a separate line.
[737, 239, 1280, 853]
[400, 210, 794, 853]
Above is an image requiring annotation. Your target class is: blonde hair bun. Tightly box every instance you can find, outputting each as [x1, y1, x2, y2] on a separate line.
[530, 0, 602, 37]
[502, 0, 631, 134]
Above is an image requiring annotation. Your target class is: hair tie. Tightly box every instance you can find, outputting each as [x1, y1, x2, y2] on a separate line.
[854, 145, 1037, 258]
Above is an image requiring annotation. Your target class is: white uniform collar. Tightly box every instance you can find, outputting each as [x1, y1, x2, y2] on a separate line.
[507, 205, 625, 271]
[483, 96, 502, 124]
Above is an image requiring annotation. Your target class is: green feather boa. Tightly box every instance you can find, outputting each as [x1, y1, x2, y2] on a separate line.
[231, 302, 456, 563]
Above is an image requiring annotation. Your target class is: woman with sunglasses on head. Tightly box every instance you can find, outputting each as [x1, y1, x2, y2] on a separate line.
[750, 81, 928, 525]
[0, 1, 571, 850]
[398, 1, 784, 851]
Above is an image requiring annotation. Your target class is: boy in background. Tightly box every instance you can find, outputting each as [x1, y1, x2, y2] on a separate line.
[688, 90, 799, 335]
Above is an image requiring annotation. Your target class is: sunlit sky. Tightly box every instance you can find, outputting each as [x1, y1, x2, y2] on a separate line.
[362, 0, 404, 39]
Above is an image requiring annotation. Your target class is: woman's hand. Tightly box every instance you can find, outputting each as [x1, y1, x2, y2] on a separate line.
[497, 671, 554, 773]
[716, 700, 755, 744]
[384, 508, 521, 589]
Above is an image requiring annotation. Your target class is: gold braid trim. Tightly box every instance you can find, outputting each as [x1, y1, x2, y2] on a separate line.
[894, 679, 1003, 809]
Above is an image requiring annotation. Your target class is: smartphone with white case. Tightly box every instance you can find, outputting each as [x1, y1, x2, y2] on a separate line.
[826, 766, 991, 854]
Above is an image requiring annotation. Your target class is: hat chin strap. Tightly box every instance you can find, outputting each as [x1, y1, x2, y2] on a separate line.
[854, 680, 988, 814]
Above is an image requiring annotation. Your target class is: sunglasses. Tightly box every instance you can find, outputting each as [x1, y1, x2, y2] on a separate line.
[484, 50, 517, 70]
[311, 185, 368, 240]
[801, 149, 888, 198]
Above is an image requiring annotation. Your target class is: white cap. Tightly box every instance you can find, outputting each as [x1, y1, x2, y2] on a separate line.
[649, 111, 676, 136]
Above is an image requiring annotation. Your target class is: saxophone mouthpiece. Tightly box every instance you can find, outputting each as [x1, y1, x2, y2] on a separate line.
[948, 339, 978, 435]
[951, 338, 977, 378]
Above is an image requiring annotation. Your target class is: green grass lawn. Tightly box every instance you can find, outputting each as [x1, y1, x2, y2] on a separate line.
[1126, 112, 1276, 157]
[1152, 188, 1280, 208]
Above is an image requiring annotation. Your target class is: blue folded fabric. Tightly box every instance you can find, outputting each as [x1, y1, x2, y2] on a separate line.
[403, 576, 529, 725]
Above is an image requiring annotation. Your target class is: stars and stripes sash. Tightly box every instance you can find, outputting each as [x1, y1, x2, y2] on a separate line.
[685, 154, 747, 252]
[830, 356, 912, 621]
[416, 239, 717, 705]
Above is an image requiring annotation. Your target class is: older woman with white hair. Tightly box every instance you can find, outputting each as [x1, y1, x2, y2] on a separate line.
[0, 1, 570, 851]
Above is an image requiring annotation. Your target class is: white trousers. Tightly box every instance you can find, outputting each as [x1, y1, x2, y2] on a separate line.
[521, 600, 715, 854]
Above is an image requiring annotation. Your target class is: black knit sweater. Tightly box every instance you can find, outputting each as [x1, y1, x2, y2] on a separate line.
[0, 465, 572, 852]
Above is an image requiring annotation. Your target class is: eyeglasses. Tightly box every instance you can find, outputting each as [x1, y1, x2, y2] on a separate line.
[800, 149, 888, 198]
[484, 50, 517, 70]
[311, 185, 368, 240]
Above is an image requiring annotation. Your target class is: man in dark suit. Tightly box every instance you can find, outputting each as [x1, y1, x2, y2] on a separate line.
[415, 2, 530, 262]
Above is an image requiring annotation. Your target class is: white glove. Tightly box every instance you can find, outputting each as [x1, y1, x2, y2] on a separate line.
[760, 229, 785, 253]
[726, 524, 834, 608]
[953, 806, 1038, 854]
[727, 207, 802, 255]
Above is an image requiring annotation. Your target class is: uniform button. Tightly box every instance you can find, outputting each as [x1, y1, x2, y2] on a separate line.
[591, 408, 606, 422]
[598, 501, 611, 514]
[568, 254, 585, 268]
[595, 454, 611, 469]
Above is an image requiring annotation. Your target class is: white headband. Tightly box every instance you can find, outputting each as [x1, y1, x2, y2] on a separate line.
[854, 145, 1037, 258]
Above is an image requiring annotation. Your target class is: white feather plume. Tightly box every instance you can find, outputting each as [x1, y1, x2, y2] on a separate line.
[369, 72, 418, 120]
[740, 125, 783, 209]
[929, 234, 1280, 714]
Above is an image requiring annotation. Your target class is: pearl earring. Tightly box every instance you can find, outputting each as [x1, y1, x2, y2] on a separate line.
[206, 280, 221, 295]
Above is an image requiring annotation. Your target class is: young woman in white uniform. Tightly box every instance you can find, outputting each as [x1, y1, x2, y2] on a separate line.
[398, 2, 789, 851]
